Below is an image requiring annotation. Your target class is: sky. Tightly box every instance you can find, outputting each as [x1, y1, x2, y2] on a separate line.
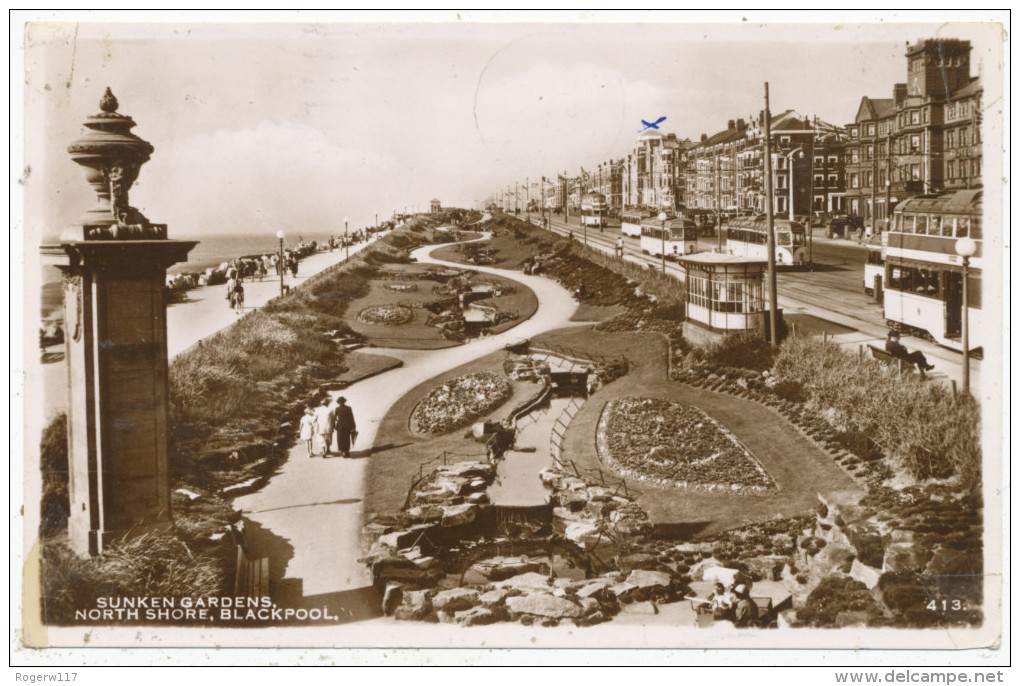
[19, 15, 1002, 241]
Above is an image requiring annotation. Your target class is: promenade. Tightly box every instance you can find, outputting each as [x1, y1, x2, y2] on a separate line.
[39, 235, 385, 420]
[232, 234, 587, 612]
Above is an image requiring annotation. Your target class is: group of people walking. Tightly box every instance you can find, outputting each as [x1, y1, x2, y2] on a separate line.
[299, 396, 358, 458]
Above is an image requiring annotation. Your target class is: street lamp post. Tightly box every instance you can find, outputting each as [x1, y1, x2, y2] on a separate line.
[276, 230, 285, 297]
[344, 216, 349, 259]
[786, 147, 803, 222]
[955, 237, 976, 396]
[658, 211, 668, 274]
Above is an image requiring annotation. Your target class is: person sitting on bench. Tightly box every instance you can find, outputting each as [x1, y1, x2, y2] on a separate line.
[885, 331, 935, 372]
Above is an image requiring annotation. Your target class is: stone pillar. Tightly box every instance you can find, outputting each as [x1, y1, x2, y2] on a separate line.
[41, 89, 195, 556]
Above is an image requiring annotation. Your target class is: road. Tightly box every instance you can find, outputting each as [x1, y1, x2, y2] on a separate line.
[516, 211, 982, 400]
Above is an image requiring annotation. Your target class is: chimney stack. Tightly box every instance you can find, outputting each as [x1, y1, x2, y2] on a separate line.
[701, 133, 708, 142]
[893, 83, 907, 107]
[727, 119, 735, 130]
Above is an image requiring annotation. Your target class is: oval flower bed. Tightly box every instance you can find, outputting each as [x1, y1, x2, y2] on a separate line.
[386, 282, 418, 293]
[596, 397, 776, 494]
[358, 304, 414, 325]
[411, 372, 512, 434]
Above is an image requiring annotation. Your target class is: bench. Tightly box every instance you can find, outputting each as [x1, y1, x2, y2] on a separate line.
[867, 345, 917, 374]
[234, 545, 271, 599]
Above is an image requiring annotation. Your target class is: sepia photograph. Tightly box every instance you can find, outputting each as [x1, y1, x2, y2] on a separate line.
[12, 10, 1009, 669]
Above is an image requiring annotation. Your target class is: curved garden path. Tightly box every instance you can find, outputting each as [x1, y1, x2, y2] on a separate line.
[232, 233, 589, 614]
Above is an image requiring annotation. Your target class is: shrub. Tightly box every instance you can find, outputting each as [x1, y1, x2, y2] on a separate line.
[702, 332, 776, 371]
[39, 414, 69, 537]
[773, 337, 981, 485]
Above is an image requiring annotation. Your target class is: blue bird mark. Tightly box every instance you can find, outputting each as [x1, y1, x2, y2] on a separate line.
[639, 116, 667, 132]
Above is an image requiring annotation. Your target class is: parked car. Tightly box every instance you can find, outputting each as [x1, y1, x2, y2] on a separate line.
[829, 214, 864, 238]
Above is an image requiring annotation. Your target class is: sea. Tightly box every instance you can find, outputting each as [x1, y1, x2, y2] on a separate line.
[40, 231, 341, 317]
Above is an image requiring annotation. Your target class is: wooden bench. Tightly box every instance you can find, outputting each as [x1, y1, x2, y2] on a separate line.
[234, 545, 270, 599]
[867, 345, 917, 374]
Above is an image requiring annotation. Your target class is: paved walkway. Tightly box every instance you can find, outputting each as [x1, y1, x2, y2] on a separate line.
[232, 233, 588, 608]
[39, 234, 387, 418]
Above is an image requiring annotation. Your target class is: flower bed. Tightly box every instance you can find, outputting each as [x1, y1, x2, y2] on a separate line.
[411, 372, 512, 434]
[386, 282, 418, 293]
[358, 304, 414, 325]
[596, 397, 776, 493]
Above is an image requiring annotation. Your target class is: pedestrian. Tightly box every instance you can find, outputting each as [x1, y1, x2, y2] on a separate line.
[231, 279, 245, 313]
[708, 582, 736, 621]
[732, 584, 759, 628]
[226, 274, 237, 303]
[616, 236, 624, 259]
[298, 406, 315, 457]
[332, 396, 358, 458]
[885, 331, 935, 374]
[290, 256, 299, 277]
[313, 397, 335, 456]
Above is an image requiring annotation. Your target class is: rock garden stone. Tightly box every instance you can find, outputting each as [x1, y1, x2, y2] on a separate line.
[382, 583, 404, 616]
[478, 588, 517, 607]
[506, 594, 583, 619]
[432, 588, 480, 613]
[883, 542, 932, 573]
[455, 606, 496, 626]
[440, 503, 478, 528]
[576, 580, 612, 599]
[495, 571, 555, 591]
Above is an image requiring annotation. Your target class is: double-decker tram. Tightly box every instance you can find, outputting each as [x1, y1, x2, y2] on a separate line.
[639, 217, 699, 259]
[580, 192, 608, 228]
[863, 234, 886, 300]
[883, 189, 983, 353]
[620, 209, 652, 237]
[725, 216, 807, 266]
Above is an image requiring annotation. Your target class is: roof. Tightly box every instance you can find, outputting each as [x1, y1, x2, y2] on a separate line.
[855, 97, 895, 123]
[897, 189, 982, 215]
[679, 252, 767, 266]
[952, 76, 982, 99]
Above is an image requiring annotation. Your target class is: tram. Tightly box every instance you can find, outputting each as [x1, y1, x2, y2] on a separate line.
[580, 192, 608, 228]
[863, 235, 886, 300]
[883, 189, 983, 352]
[724, 216, 807, 266]
[620, 209, 652, 237]
[639, 217, 699, 259]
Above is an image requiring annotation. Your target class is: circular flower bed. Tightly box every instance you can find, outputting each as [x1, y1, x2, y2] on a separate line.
[411, 372, 512, 434]
[358, 304, 414, 325]
[596, 397, 776, 493]
[386, 282, 418, 293]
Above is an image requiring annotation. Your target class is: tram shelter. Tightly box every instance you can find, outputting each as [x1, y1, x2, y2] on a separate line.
[678, 253, 776, 346]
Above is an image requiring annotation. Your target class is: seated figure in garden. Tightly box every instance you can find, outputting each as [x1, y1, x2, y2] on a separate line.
[885, 331, 935, 374]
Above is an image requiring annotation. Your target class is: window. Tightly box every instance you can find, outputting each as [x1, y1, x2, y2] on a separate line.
[911, 111, 920, 124]
[960, 129, 968, 146]
[851, 151, 859, 164]
[924, 109, 929, 123]
[850, 173, 859, 189]
[910, 164, 920, 180]
[814, 156, 824, 166]
[851, 127, 859, 138]
[780, 136, 790, 146]
[868, 124, 876, 136]
[947, 161, 956, 179]
[828, 156, 837, 165]
[828, 174, 838, 186]
[910, 135, 920, 151]
[814, 174, 824, 188]
[866, 145, 874, 160]
[947, 130, 956, 148]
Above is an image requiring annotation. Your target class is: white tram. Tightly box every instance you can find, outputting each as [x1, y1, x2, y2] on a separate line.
[724, 216, 807, 266]
[883, 189, 983, 352]
[580, 192, 608, 228]
[620, 209, 651, 237]
[639, 217, 699, 259]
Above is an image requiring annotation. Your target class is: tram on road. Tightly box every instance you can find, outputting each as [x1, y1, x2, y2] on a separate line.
[580, 192, 608, 228]
[883, 189, 983, 353]
[639, 217, 699, 259]
[863, 235, 885, 300]
[620, 209, 652, 237]
[724, 216, 807, 266]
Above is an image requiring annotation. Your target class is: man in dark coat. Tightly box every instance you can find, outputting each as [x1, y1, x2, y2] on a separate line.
[332, 396, 358, 458]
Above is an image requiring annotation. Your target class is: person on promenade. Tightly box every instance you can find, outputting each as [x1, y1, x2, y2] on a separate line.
[231, 279, 245, 313]
[885, 331, 934, 374]
[708, 582, 736, 621]
[226, 274, 238, 304]
[332, 396, 358, 458]
[290, 256, 299, 278]
[732, 584, 759, 628]
[313, 397, 335, 457]
[299, 406, 315, 458]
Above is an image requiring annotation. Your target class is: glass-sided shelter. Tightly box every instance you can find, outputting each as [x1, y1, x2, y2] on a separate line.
[678, 253, 768, 346]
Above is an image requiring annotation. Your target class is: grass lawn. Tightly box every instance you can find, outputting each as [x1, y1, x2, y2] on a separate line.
[363, 349, 545, 516]
[333, 350, 404, 386]
[543, 327, 863, 538]
[428, 231, 550, 270]
[343, 263, 537, 349]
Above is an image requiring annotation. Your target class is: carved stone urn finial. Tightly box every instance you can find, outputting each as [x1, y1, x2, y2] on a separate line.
[67, 89, 165, 239]
[99, 87, 119, 113]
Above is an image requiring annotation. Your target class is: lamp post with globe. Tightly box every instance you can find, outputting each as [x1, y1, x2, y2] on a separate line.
[955, 236, 977, 395]
[344, 216, 349, 260]
[658, 211, 668, 274]
[276, 230, 285, 297]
